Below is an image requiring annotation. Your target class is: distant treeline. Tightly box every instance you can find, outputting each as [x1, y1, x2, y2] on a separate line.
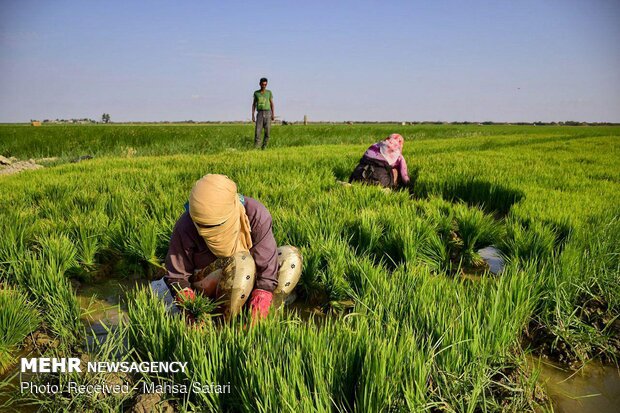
[32, 118, 98, 124]
[24, 119, 619, 126]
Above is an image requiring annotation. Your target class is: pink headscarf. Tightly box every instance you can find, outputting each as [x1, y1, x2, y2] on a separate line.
[377, 133, 404, 166]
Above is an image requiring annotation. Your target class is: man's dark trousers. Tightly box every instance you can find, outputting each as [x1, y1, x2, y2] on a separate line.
[255, 110, 271, 149]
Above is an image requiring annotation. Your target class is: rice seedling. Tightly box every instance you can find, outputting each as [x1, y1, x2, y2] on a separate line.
[11, 253, 83, 346]
[0, 286, 40, 372]
[502, 218, 557, 265]
[35, 233, 78, 275]
[72, 225, 100, 271]
[414, 175, 525, 216]
[453, 203, 503, 268]
[175, 291, 220, 324]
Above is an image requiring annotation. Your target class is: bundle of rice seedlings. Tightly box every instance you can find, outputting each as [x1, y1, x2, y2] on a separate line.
[454, 204, 502, 269]
[502, 218, 556, 265]
[36, 233, 78, 275]
[13, 254, 82, 345]
[70, 217, 103, 269]
[127, 287, 184, 360]
[175, 292, 220, 324]
[0, 287, 40, 372]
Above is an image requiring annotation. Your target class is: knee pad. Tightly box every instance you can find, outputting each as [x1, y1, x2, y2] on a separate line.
[273, 246, 303, 308]
[216, 251, 256, 319]
[190, 252, 256, 319]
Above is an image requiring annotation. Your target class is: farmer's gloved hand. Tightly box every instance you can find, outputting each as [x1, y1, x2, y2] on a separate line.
[248, 289, 273, 319]
[175, 287, 196, 303]
[174, 287, 197, 324]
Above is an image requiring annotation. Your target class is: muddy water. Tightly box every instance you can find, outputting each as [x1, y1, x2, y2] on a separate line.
[459, 246, 505, 281]
[76, 277, 147, 346]
[478, 246, 504, 274]
[530, 357, 620, 413]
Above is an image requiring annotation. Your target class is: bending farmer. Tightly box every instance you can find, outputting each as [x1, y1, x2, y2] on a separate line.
[251, 77, 275, 149]
[349, 133, 411, 189]
[165, 174, 301, 321]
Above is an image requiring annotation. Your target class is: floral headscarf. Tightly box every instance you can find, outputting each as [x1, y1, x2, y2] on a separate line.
[377, 133, 404, 166]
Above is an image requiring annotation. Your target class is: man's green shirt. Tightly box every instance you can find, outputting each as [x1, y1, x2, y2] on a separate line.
[253, 90, 273, 111]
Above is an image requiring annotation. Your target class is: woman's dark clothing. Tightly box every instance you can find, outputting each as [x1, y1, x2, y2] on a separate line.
[165, 196, 279, 294]
[349, 157, 397, 188]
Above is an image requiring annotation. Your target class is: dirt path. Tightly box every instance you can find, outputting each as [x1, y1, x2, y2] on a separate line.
[0, 155, 55, 176]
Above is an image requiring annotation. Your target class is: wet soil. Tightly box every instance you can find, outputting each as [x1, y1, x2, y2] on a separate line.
[577, 296, 620, 361]
[130, 392, 174, 413]
[524, 295, 620, 368]
[487, 363, 548, 410]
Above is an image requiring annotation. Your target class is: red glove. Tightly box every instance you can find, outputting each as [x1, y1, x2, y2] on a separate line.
[175, 287, 196, 303]
[248, 289, 273, 319]
[175, 288, 196, 324]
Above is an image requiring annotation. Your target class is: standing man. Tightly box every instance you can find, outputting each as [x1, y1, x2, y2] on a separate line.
[251, 77, 275, 149]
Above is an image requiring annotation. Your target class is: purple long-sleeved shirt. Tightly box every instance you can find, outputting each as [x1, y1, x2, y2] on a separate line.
[363, 144, 410, 183]
[164, 196, 278, 293]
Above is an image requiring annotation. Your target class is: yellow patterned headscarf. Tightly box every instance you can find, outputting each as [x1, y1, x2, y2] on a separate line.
[188, 174, 252, 257]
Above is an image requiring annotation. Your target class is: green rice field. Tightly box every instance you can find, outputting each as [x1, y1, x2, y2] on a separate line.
[1, 124, 619, 412]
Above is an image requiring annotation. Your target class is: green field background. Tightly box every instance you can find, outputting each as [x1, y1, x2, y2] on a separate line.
[0, 124, 618, 412]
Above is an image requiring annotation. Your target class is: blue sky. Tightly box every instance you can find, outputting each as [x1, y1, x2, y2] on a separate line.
[1, 0, 619, 122]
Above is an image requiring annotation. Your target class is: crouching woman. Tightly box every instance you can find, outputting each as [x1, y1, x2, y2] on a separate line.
[349, 133, 411, 189]
[164, 174, 301, 322]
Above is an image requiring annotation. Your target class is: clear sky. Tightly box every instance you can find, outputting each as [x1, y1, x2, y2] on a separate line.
[1, 0, 619, 122]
